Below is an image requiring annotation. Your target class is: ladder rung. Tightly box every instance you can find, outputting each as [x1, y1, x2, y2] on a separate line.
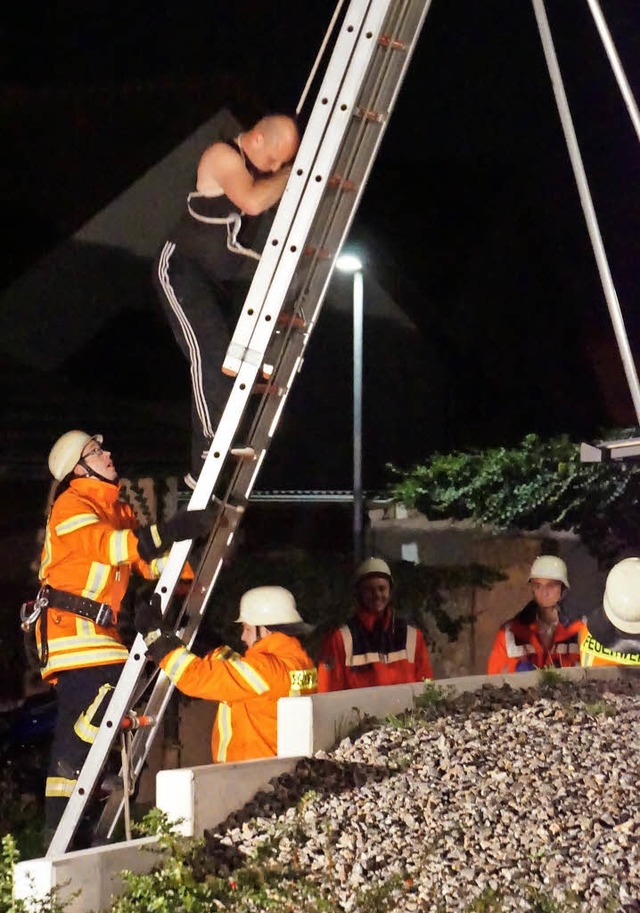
[327, 174, 357, 192]
[230, 446, 256, 461]
[303, 245, 331, 259]
[120, 713, 155, 731]
[252, 382, 282, 396]
[354, 107, 385, 123]
[276, 312, 307, 329]
[378, 34, 407, 50]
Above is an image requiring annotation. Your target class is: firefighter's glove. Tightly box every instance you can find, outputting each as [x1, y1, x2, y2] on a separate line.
[135, 507, 215, 562]
[134, 593, 183, 663]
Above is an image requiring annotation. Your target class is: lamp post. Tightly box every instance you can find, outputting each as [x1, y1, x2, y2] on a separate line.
[336, 252, 364, 564]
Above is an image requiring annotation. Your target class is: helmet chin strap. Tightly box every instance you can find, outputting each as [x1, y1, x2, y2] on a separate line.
[77, 460, 118, 486]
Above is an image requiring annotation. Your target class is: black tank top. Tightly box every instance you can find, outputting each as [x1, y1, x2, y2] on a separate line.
[168, 138, 264, 282]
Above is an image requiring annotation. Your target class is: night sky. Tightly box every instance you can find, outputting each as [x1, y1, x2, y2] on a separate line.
[2, 0, 640, 460]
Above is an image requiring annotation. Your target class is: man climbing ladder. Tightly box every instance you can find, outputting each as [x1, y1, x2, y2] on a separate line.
[154, 115, 300, 489]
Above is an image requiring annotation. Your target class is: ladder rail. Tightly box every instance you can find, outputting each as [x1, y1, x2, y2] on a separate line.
[94, 508, 245, 839]
[48, 0, 437, 855]
[94, 0, 421, 841]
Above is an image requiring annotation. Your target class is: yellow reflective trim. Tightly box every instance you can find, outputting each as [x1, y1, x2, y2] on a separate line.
[109, 529, 130, 565]
[40, 526, 53, 580]
[76, 617, 93, 636]
[42, 646, 127, 676]
[45, 637, 127, 657]
[55, 513, 99, 536]
[83, 562, 110, 601]
[214, 646, 234, 662]
[163, 646, 197, 682]
[227, 653, 269, 694]
[150, 556, 167, 577]
[215, 703, 232, 762]
[74, 718, 96, 743]
[42, 629, 124, 653]
[46, 776, 76, 798]
[74, 683, 114, 743]
[580, 633, 640, 666]
[151, 524, 162, 548]
[289, 667, 317, 694]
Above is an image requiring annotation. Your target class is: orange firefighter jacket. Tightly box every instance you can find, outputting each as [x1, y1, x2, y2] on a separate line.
[317, 606, 433, 692]
[158, 631, 317, 762]
[487, 617, 586, 675]
[36, 477, 171, 680]
[579, 627, 640, 668]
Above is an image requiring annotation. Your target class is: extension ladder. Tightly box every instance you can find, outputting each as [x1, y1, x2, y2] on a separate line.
[47, 0, 436, 856]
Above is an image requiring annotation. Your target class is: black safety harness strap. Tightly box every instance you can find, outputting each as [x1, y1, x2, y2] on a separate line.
[43, 586, 114, 628]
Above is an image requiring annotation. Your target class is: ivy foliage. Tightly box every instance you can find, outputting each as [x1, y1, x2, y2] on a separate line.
[388, 432, 640, 567]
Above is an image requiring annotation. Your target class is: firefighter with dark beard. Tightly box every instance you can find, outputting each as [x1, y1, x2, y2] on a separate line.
[317, 558, 433, 692]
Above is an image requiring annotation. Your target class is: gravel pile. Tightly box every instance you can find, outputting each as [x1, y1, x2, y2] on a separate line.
[203, 678, 640, 912]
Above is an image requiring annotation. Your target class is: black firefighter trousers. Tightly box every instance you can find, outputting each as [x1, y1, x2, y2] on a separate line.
[45, 663, 124, 845]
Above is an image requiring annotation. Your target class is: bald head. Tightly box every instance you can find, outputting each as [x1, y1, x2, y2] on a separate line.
[245, 115, 299, 173]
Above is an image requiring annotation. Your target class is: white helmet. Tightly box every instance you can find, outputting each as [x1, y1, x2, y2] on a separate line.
[236, 586, 303, 626]
[528, 555, 569, 589]
[603, 557, 640, 634]
[48, 431, 103, 481]
[355, 557, 392, 584]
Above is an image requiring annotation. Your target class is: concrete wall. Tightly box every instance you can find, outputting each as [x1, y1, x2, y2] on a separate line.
[367, 507, 609, 677]
[15, 667, 628, 913]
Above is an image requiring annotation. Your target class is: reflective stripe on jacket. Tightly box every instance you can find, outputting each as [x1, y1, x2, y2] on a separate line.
[487, 618, 586, 674]
[317, 607, 433, 692]
[36, 477, 164, 680]
[159, 632, 317, 763]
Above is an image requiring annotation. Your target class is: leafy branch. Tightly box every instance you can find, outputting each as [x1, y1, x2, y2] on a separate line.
[388, 432, 640, 567]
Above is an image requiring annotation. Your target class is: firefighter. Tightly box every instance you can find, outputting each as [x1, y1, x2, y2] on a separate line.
[134, 585, 317, 762]
[317, 558, 433, 692]
[580, 557, 640, 667]
[35, 429, 212, 844]
[487, 555, 585, 674]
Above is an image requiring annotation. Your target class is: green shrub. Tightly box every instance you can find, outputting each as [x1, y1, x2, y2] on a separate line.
[0, 834, 69, 913]
[388, 431, 640, 566]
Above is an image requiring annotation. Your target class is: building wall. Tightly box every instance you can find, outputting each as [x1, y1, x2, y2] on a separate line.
[366, 506, 608, 677]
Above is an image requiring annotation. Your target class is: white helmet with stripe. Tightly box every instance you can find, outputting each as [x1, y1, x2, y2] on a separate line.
[236, 586, 303, 626]
[48, 430, 103, 481]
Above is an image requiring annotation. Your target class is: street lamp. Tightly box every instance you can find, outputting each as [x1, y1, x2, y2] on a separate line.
[336, 252, 364, 564]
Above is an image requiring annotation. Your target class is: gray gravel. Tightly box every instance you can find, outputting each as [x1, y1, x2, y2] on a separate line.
[204, 679, 640, 912]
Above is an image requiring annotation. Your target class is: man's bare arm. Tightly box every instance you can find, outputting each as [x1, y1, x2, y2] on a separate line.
[197, 143, 291, 216]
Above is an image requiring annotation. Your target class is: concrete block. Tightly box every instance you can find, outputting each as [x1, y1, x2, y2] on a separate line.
[156, 756, 301, 837]
[14, 837, 160, 913]
[277, 696, 314, 757]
